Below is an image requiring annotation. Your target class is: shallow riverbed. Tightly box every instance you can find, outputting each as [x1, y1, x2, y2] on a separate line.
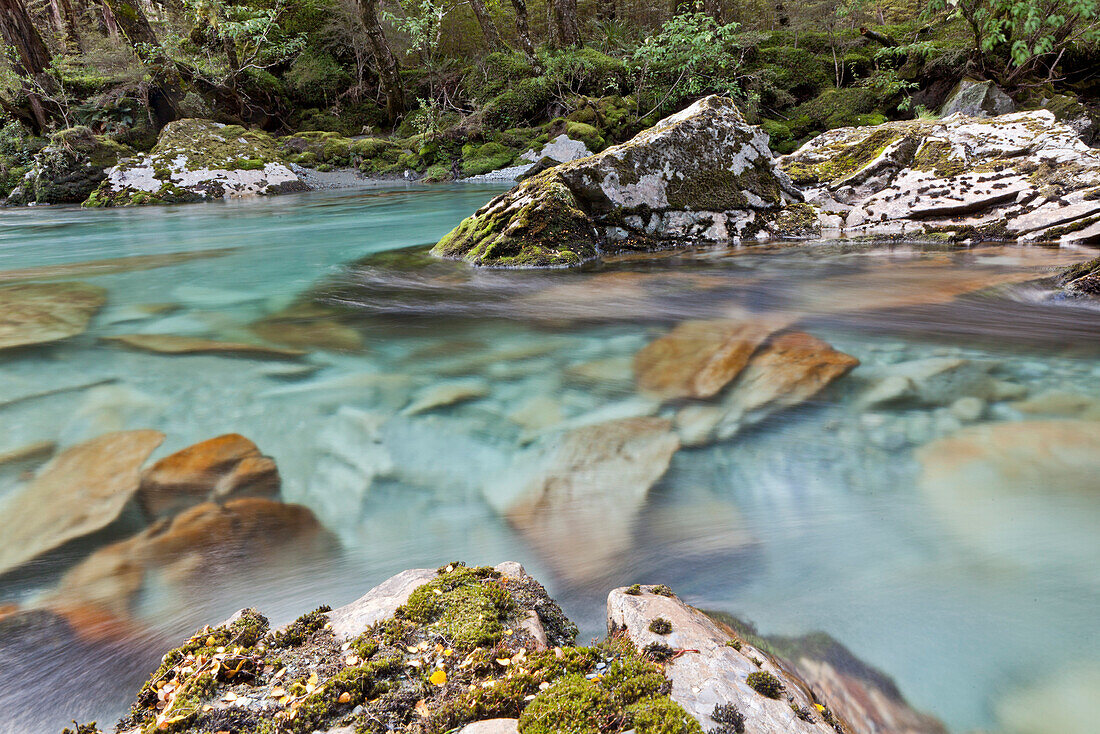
[1, 185, 1098, 734]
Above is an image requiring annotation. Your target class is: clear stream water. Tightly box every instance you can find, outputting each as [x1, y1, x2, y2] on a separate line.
[0, 185, 1098, 734]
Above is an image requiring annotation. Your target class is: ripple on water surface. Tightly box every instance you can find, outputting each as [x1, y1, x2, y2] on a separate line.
[0, 187, 1098, 734]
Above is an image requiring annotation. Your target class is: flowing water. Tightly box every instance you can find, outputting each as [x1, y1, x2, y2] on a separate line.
[1, 185, 1098, 734]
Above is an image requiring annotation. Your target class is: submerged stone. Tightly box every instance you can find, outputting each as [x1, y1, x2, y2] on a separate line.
[0, 430, 165, 576]
[433, 96, 800, 267]
[138, 433, 281, 519]
[85, 119, 308, 207]
[0, 281, 106, 352]
[102, 333, 306, 359]
[485, 417, 680, 584]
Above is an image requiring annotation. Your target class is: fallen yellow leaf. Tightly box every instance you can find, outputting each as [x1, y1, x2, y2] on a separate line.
[338, 691, 352, 704]
[430, 669, 447, 686]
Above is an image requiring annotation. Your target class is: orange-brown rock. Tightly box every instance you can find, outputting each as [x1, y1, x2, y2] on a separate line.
[634, 319, 782, 400]
[0, 281, 107, 351]
[102, 334, 306, 358]
[138, 433, 280, 519]
[47, 498, 330, 618]
[0, 430, 165, 576]
[724, 331, 860, 419]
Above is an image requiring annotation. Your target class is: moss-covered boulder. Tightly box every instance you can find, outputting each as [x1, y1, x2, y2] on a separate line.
[5, 127, 131, 205]
[433, 96, 801, 268]
[1059, 256, 1100, 295]
[780, 110, 1100, 243]
[85, 119, 308, 207]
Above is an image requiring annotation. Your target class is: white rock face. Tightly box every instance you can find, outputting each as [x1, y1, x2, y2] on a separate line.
[781, 111, 1100, 244]
[606, 587, 838, 734]
[90, 119, 307, 206]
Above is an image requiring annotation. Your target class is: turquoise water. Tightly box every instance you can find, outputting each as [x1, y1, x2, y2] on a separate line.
[1, 186, 1098, 733]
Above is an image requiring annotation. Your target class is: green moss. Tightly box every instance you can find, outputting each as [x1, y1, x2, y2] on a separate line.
[237, 158, 266, 171]
[518, 673, 619, 734]
[283, 657, 401, 734]
[270, 605, 332, 648]
[648, 618, 672, 635]
[784, 126, 904, 185]
[650, 585, 674, 597]
[745, 670, 784, 698]
[771, 203, 822, 238]
[626, 584, 642, 596]
[401, 565, 516, 649]
[709, 702, 745, 734]
[432, 172, 598, 268]
[625, 696, 704, 734]
[563, 121, 604, 151]
[911, 139, 964, 177]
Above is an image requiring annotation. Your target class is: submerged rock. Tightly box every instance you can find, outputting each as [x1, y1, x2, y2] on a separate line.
[486, 417, 680, 584]
[138, 433, 281, 519]
[0, 430, 165, 577]
[634, 318, 783, 400]
[85, 119, 308, 207]
[5, 126, 132, 205]
[781, 111, 1100, 243]
[669, 331, 859, 446]
[46, 498, 331, 619]
[433, 96, 800, 267]
[916, 420, 1100, 571]
[103, 333, 306, 359]
[0, 281, 106, 352]
[250, 303, 366, 352]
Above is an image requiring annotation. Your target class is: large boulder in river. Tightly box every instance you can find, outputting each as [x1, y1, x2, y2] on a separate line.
[85, 119, 307, 207]
[781, 110, 1100, 243]
[433, 96, 801, 267]
[5, 127, 131, 206]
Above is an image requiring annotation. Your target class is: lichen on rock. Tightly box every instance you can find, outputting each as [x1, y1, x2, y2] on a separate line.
[432, 96, 801, 268]
[86, 119, 308, 207]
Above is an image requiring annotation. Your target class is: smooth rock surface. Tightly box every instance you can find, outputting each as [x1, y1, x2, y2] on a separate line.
[457, 719, 520, 734]
[0, 430, 165, 576]
[634, 319, 781, 400]
[486, 417, 680, 583]
[433, 95, 800, 267]
[326, 567, 438, 641]
[607, 587, 838, 733]
[138, 433, 281, 519]
[0, 281, 107, 351]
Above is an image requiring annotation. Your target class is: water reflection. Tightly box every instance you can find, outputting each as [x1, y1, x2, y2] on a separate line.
[0, 188, 1098, 734]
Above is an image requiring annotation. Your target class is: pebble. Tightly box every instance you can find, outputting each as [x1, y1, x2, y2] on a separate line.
[950, 396, 986, 422]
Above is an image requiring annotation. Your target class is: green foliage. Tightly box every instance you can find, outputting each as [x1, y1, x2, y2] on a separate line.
[464, 51, 539, 102]
[483, 77, 553, 129]
[540, 48, 629, 98]
[633, 12, 746, 109]
[929, 0, 1100, 72]
[285, 50, 351, 106]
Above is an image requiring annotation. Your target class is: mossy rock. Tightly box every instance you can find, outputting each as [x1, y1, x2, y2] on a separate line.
[433, 171, 598, 267]
[8, 126, 132, 205]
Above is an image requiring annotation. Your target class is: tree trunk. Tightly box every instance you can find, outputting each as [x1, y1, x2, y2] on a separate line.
[703, 0, 722, 21]
[468, 0, 504, 51]
[509, 0, 535, 59]
[100, 0, 120, 38]
[48, 0, 82, 50]
[0, 0, 54, 132]
[100, 0, 183, 126]
[355, 0, 406, 123]
[548, 0, 580, 49]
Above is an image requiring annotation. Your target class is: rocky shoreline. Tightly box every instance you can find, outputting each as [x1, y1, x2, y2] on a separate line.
[56, 562, 942, 734]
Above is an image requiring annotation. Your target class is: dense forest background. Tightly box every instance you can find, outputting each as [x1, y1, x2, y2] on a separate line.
[1, 0, 1098, 191]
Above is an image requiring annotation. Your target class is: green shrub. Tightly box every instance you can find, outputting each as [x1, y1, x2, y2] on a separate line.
[286, 50, 352, 107]
[540, 47, 628, 97]
[484, 77, 553, 129]
[464, 51, 538, 102]
[757, 46, 831, 100]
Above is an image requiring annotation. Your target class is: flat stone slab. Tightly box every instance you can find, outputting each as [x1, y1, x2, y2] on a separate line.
[0, 282, 106, 352]
[103, 334, 306, 359]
